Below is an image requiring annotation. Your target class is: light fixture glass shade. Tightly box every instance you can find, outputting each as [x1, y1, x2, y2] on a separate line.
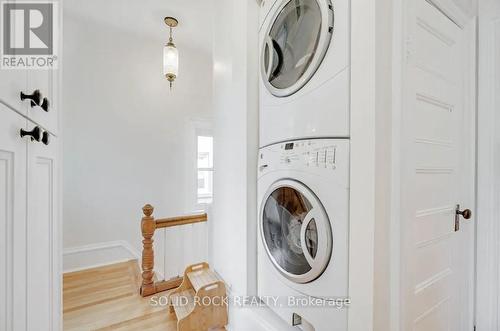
[163, 43, 179, 79]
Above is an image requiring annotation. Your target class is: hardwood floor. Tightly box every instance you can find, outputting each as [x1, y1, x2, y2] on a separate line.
[63, 260, 182, 330]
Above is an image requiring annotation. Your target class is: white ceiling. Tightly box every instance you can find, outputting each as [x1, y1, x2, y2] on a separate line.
[63, 0, 214, 54]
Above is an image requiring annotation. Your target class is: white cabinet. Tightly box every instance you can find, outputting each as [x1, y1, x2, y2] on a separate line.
[0, 104, 61, 331]
[0, 70, 29, 115]
[0, 7, 29, 114]
[0, 69, 59, 135]
[27, 69, 59, 134]
[0, 103, 27, 331]
[0, 0, 59, 134]
[26, 126, 60, 331]
[0, 1, 61, 328]
[1, 68, 60, 135]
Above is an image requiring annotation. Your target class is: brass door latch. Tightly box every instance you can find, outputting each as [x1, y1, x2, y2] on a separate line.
[455, 204, 472, 232]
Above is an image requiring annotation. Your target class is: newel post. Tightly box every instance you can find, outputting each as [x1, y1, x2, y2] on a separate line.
[140, 204, 156, 296]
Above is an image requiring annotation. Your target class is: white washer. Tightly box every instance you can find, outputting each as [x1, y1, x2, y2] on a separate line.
[257, 138, 349, 330]
[259, 0, 350, 147]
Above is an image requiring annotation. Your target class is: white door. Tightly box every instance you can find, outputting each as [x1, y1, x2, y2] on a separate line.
[401, 1, 475, 330]
[0, 105, 28, 331]
[26, 131, 59, 331]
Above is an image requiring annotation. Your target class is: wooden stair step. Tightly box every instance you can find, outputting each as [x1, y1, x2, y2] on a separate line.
[187, 267, 220, 292]
[170, 289, 195, 320]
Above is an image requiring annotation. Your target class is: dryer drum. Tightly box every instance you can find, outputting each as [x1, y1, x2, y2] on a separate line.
[260, 180, 332, 284]
[261, 0, 334, 97]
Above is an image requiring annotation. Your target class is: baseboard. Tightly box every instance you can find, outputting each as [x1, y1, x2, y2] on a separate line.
[63, 240, 140, 273]
[226, 306, 296, 331]
[220, 271, 293, 331]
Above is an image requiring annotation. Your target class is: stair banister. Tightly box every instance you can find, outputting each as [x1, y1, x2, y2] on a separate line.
[139, 204, 208, 297]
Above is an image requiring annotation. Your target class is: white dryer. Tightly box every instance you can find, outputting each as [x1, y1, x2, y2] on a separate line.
[257, 138, 349, 331]
[259, 0, 350, 147]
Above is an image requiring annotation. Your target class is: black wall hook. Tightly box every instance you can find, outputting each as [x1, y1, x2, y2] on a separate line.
[20, 126, 42, 142]
[41, 131, 50, 145]
[20, 90, 42, 107]
[40, 97, 50, 112]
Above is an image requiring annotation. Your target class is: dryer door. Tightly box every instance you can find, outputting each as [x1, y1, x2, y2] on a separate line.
[260, 179, 332, 283]
[261, 0, 334, 97]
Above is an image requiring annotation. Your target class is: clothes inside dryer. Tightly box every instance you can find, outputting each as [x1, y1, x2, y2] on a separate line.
[263, 187, 314, 275]
[265, 0, 324, 91]
[261, 182, 331, 284]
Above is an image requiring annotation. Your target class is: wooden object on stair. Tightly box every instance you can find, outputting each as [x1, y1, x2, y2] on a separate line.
[169, 263, 228, 331]
[139, 204, 208, 297]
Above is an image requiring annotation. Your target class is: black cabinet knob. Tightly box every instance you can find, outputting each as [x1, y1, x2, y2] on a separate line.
[20, 126, 42, 142]
[41, 131, 50, 145]
[20, 90, 42, 107]
[40, 97, 50, 112]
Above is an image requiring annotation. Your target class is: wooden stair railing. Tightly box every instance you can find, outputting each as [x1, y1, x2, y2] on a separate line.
[140, 204, 208, 297]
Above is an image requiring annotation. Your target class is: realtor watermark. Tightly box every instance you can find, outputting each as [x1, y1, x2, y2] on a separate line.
[150, 295, 351, 310]
[1, 1, 59, 69]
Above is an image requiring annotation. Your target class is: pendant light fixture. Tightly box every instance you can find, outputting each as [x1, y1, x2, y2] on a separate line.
[163, 16, 179, 90]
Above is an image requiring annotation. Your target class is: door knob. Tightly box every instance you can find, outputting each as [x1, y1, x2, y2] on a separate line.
[20, 126, 42, 142]
[456, 207, 472, 219]
[20, 90, 42, 107]
[455, 204, 472, 231]
[41, 131, 50, 145]
[40, 97, 50, 112]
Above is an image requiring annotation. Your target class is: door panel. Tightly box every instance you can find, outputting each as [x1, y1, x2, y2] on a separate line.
[413, 301, 450, 331]
[402, 1, 474, 330]
[414, 207, 454, 245]
[27, 133, 58, 331]
[0, 151, 11, 331]
[0, 104, 27, 331]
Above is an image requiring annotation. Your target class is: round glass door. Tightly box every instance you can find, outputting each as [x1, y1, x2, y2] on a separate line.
[261, 180, 332, 283]
[261, 0, 334, 97]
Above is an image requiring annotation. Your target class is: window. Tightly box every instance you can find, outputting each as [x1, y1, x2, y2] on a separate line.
[197, 135, 213, 204]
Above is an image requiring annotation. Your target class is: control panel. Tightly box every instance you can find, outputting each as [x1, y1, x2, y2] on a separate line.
[259, 138, 349, 175]
[279, 140, 337, 168]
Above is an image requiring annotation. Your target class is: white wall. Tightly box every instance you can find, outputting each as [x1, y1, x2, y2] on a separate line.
[211, 0, 259, 296]
[62, 0, 213, 273]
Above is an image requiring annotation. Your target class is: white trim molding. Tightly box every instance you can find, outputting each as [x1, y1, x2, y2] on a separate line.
[476, 0, 500, 328]
[349, 0, 376, 329]
[63, 240, 140, 273]
[425, 0, 471, 27]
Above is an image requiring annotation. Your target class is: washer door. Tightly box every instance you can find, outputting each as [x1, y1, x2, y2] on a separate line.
[260, 179, 332, 283]
[261, 0, 334, 97]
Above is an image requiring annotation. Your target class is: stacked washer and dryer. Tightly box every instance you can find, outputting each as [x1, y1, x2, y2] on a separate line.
[257, 0, 350, 330]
